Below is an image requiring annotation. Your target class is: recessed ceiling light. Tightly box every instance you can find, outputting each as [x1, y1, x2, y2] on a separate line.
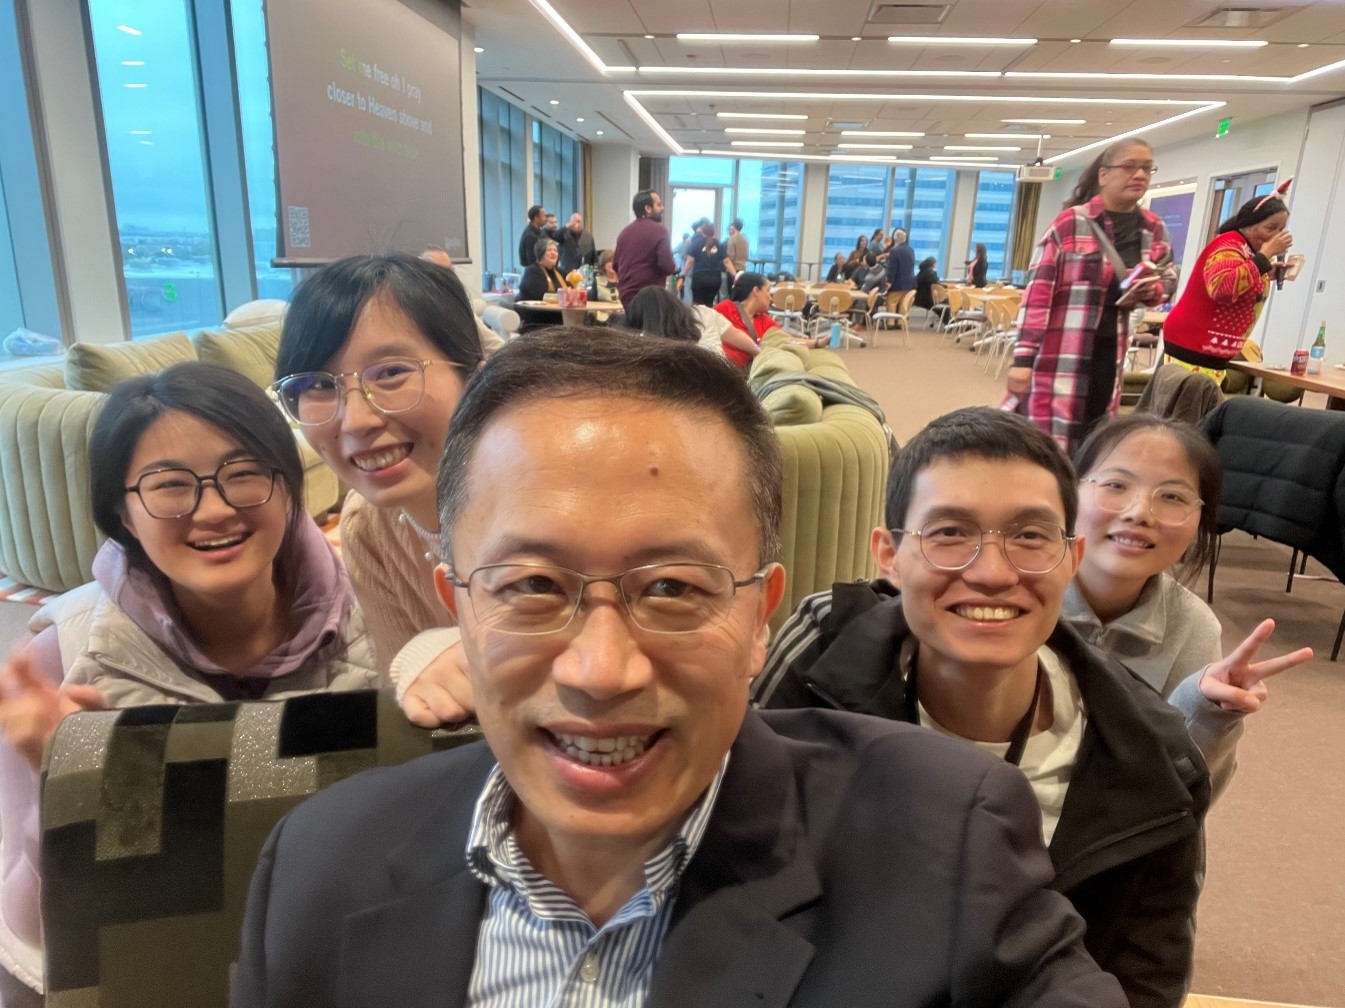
[121, 60, 145, 66]
[549, 99, 559, 105]
[1002, 118, 1085, 125]
[1298, 43, 1309, 48]
[967, 132, 1050, 139]
[888, 36, 1036, 45]
[576, 117, 585, 122]
[724, 127, 807, 135]
[838, 143, 914, 150]
[729, 140, 805, 147]
[116, 24, 141, 36]
[851, 36, 862, 42]
[1070, 38, 1082, 44]
[1110, 37, 1268, 47]
[946, 144, 1022, 151]
[840, 129, 925, 137]
[596, 130, 604, 135]
[645, 34, 654, 39]
[931, 156, 999, 162]
[677, 33, 818, 43]
[717, 112, 809, 120]
[474, 47, 484, 53]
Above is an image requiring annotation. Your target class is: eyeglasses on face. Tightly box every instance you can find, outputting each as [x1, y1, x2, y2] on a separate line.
[270, 357, 470, 426]
[1080, 477, 1202, 525]
[892, 519, 1075, 575]
[445, 561, 773, 636]
[1103, 161, 1158, 176]
[125, 459, 279, 519]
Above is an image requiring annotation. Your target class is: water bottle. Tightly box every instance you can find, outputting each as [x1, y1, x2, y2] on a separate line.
[830, 321, 841, 348]
[1308, 321, 1326, 375]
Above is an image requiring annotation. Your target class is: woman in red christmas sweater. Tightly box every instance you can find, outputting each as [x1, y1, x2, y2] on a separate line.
[1160, 191, 1292, 380]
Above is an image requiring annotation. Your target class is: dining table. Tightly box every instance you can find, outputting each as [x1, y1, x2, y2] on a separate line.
[1227, 358, 1345, 409]
[513, 299, 623, 327]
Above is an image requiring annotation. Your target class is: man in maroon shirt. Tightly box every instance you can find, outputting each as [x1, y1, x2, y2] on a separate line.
[612, 189, 677, 306]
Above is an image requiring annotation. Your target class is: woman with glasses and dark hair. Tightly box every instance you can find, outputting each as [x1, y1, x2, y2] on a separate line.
[1158, 185, 1293, 382]
[1006, 136, 1176, 453]
[0, 362, 375, 1004]
[272, 253, 484, 700]
[1066, 413, 1311, 800]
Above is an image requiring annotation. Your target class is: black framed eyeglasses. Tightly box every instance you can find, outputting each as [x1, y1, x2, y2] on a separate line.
[893, 519, 1075, 575]
[1080, 477, 1202, 525]
[270, 357, 472, 426]
[125, 459, 279, 519]
[445, 561, 774, 635]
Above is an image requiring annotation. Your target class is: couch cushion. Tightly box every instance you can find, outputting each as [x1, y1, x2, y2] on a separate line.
[760, 384, 825, 426]
[751, 346, 807, 382]
[63, 332, 196, 392]
[193, 323, 282, 389]
[223, 299, 287, 328]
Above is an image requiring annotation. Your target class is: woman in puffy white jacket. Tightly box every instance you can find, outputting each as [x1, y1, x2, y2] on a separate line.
[0, 363, 376, 1004]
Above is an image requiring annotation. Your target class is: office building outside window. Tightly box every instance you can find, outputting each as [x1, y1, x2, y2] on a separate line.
[970, 170, 1017, 280]
[88, 1, 223, 337]
[823, 165, 954, 277]
[668, 156, 802, 276]
[532, 120, 581, 238]
[479, 88, 527, 282]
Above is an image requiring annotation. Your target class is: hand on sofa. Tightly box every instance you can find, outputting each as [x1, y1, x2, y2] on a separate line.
[396, 637, 476, 728]
[0, 644, 107, 769]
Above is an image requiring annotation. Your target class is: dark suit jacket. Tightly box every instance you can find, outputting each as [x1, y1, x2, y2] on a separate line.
[234, 709, 1125, 1007]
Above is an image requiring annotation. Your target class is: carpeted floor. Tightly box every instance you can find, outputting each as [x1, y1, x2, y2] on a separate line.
[0, 321, 1340, 1005]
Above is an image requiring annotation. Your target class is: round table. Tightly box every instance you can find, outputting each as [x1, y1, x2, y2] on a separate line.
[513, 299, 623, 327]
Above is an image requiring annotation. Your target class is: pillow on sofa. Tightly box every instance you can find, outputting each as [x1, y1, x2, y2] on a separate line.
[751, 346, 807, 382]
[760, 384, 824, 426]
[194, 323, 282, 390]
[224, 299, 288, 328]
[64, 331, 196, 392]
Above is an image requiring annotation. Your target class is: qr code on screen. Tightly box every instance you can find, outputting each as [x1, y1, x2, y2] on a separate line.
[287, 206, 311, 249]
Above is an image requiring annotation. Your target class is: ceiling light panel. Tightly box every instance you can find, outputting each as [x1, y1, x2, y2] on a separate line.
[887, 36, 1036, 45]
[1110, 37, 1268, 47]
[677, 33, 818, 42]
[837, 142, 915, 149]
[841, 130, 925, 137]
[729, 140, 805, 146]
[966, 132, 1050, 139]
[716, 112, 809, 120]
[724, 128, 807, 135]
[945, 144, 1021, 151]
[1002, 117, 1085, 124]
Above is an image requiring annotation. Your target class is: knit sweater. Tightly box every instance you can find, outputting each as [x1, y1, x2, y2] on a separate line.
[1161, 230, 1271, 365]
[339, 492, 457, 676]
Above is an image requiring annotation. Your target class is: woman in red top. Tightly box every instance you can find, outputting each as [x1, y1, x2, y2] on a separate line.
[1160, 193, 1292, 380]
[714, 273, 826, 368]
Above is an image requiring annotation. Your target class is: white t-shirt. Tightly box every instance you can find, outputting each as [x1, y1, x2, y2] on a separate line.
[690, 303, 731, 356]
[918, 646, 1085, 845]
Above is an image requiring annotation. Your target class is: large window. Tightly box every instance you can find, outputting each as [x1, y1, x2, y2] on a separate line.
[969, 170, 1016, 280]
[230, 0, 293, 300]
[668, 155, 803, 276]
[823, 165, 954, 273]
[88, 1, 222, 336]
[479, 88, 527, 280]
[532, 120, 581, 228]
[822, 166, 889, 268]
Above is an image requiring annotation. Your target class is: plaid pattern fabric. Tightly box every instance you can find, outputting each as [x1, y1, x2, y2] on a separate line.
[1010, 196, 1171, 451]
[40, 690, 482, 1008]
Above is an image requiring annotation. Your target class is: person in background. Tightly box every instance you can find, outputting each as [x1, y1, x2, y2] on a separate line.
[753, 406, 1209, 1008]
[715, 272, 828, 367]
[592, 249, 620, 305]
[726, 217, 749, 275]
[557, 212, 596, 275]
[966, 243, 989, 287]
[234, 331, 1128, 1008]
[1005, 136, 1175, 453]
[1067, 414, 1311, 800]
[885, 228, 916, 298]
[1158, 193, 1292, 382]
[272, 253, 484, 685]
[824, 252, 849, 284]
[544, 212, 559, 236]
[914, 256, 948, 326]
[419, 247, 504, 356]
[518, 238, 571, 300]
[683, 218, 735, 307]
[0, 363, 376, 1006]
[612, 189, 678, 306]
[517, 204, 548, 268]
[623, 284, 739, 358]
[858, 252, 888, 295]
[843, 235, 869, 278]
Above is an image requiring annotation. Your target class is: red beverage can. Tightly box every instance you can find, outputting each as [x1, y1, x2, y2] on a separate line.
[1291, 349, 1309, 376]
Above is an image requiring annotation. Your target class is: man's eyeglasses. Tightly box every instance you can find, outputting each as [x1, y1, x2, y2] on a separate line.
[445, 561, 773, 635]
[892, 520, 1075, 575]
[1103, 161, 1158, 177]
[1080, 478, 1202, 525]
[125, 459, 278, 519]
[270, 358, 472, 427]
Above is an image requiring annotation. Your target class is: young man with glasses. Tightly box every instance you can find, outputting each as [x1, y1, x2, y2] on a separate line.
[754, 407, 1210, 1008]
[236, 332, 1127, 1008]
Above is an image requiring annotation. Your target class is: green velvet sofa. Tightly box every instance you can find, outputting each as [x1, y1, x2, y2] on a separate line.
[0, 324, 340, 594]
[749, 336, 891, 632]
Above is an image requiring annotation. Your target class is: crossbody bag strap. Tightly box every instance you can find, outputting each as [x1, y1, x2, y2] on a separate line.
[1074, 204, 1129, 275]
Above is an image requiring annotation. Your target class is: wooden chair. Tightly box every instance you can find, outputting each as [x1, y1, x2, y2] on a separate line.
[769, 286, 809, 336]
[810, 288, 862, 348]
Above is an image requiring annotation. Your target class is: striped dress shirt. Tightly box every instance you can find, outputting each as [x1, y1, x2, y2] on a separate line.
[463, 756, 729, 1008]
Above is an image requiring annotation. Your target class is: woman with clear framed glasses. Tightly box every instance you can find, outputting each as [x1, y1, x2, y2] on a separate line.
[0, 363, 376, 1002]
[273, 252, 485, 721]
[1066, 414, 1312, 799]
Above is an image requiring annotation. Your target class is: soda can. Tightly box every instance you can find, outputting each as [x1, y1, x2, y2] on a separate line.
[1291, 349, 1309, 376]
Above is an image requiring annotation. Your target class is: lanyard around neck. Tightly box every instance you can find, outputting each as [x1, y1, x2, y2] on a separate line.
[903, 647, 1045, 767]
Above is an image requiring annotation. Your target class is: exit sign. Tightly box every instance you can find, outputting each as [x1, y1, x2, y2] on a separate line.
[1215, 118, 1232, 138]
[1054, 167, 1062, 180]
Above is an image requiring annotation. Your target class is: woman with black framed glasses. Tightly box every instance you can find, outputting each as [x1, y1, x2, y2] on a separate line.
[0, 362, 375, 1003]
[274, 252, 485, 722]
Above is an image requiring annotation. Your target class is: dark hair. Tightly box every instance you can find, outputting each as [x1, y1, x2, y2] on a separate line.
[437, 327, 782, 564]
[527, 204, 544, 221]
[974, 243, 987, 262]
[622, 287, 701, 344]
[885, 407, 1078, 535]
[276, 252, 484, 379]
[919, 256, 937, 271]
[854, 235, 868, 250]
[1066, 137, 1152, 207]
[91, 361, 306, 582]
[730, 271, 768, 301]
[1073, 414, 1222, 582]
[534, 237, 558, 262]
[1217, 195, 1289, 236]
[731, 218, 744, 232]
[632, 189, 657, 218]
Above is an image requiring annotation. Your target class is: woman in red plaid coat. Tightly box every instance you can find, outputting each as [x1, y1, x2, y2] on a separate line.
[1006, 137, 1175, 453]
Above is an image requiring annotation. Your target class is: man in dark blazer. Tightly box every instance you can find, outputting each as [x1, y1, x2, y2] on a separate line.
[234, 331, 1126, 1008]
